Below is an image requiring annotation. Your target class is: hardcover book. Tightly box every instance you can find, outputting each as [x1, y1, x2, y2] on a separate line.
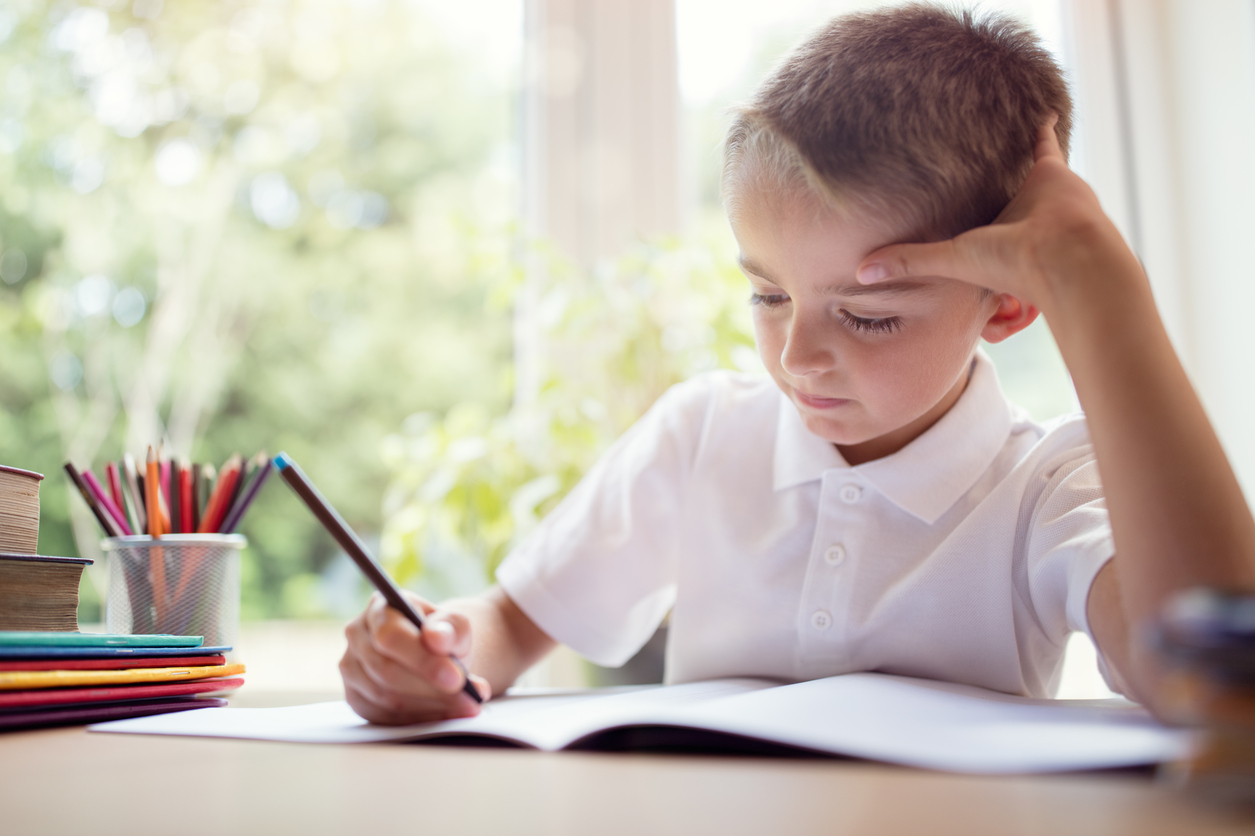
[0, 465, 42, 554]
[0, 555, 92, 632]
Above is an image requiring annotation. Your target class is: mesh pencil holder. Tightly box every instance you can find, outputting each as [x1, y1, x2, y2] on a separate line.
[103, 534, 245, 649]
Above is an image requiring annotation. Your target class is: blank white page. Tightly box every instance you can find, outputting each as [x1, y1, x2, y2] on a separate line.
[89, 673, 1193, 773]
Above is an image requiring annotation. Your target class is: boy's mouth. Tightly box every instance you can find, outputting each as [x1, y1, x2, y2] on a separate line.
[794, 391, 852, 410]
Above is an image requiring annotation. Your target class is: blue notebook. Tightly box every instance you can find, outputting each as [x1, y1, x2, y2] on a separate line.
[0, 632, 204, 648]
[0, 645, 230, 660]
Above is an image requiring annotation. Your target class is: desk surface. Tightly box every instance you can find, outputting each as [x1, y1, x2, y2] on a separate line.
[3, 698, 1254, 836]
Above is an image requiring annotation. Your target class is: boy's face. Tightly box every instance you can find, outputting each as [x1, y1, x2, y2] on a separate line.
[731, 187, 999, 465]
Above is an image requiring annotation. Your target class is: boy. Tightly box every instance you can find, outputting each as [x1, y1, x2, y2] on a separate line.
[340, 4, 1255, 723]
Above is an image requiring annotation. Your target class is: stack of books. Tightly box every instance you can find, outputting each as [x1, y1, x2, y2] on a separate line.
[0, 464, 91, 633]
[0, 463, 244, 731]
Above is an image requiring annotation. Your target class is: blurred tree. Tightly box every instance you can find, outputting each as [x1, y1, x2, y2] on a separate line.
[0, 0, 519, 618]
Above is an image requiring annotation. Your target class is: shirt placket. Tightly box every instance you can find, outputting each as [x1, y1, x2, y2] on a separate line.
[797, 470, 866, 675]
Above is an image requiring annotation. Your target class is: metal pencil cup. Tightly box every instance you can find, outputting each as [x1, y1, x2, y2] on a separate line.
[103, 534, 245, 649]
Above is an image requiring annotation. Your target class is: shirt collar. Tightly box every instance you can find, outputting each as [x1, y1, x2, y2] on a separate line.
[772, 350, 1013, 524]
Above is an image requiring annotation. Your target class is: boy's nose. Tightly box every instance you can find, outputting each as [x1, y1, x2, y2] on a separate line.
[780, 315, 836, 377]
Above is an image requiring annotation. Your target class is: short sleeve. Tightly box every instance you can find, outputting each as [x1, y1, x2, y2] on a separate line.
[1023, 432, 1116, 647]
[495, 376, 715, 667]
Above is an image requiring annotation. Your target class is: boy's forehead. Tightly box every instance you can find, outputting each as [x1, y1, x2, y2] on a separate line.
[737, 253, 934, 297]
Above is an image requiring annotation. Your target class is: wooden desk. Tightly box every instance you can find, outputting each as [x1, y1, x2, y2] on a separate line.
[2, 700, 1254, 836]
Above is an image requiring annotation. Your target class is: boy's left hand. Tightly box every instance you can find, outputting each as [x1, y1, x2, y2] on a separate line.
[856, 117, 1144, 315]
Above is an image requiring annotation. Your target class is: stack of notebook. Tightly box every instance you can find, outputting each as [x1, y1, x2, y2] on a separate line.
[0, 632, 244, 731]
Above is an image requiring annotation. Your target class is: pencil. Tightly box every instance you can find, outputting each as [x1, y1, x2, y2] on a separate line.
[81, 468, 133, 537]
[190, 463, 203, 531]
[272, 452, 482, 704]
[219, 455, 274, 534]
[146, 447, 162, 538]
[122, 453, 147, 534]
[63, 463, 123, 538]
[146, 446, 168, 629]
[178, 459, 193, 534]
[169, 457, 182, 534]
[104, 462, 124, 513]
[197, 454, 242, 534]
[159, 452, 171, 519]
[107, 460, 139, 533]
[156, 446, 171, 535]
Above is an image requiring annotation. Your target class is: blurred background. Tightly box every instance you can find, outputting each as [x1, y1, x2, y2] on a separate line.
[1, 0, 1251, 697]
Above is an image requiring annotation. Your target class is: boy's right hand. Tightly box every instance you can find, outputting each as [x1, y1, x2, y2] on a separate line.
[340, 590, 491, 725]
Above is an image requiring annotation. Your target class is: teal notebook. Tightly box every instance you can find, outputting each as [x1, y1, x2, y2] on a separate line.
[0, 632, 204, 648]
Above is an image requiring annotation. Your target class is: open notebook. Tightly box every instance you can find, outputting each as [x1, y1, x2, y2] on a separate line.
[89, 672, 1192, 774]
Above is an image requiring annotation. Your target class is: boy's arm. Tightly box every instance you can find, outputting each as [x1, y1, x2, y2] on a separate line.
[857, 122, 1255, 711]
[341, 585, 555, 725]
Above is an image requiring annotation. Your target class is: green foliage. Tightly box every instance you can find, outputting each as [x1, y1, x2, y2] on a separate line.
[379, 238, 758, 596]
[0, 0, 518, 616]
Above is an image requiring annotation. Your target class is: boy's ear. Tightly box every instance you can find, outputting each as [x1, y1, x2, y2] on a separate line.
[981, 294, 1039, 344]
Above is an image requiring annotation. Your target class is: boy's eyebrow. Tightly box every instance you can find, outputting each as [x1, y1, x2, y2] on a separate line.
[738, 255, 932, 297]
[828, 280, 933, 297]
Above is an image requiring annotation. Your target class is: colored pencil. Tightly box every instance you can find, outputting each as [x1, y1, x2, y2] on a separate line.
[159, 454, 171, 519]
[146, 446, 168, 626]
[219, 456, 273, 534]
[197, 455, 241, 534]
[81, 468, 133, 537]
[178, 460, 193, 534]
[168, 458, 181, 534]
[273, 452, 482, 704]
[190, 463, 202, 531]
[146, 446, 162, 538]
[105, 462, 124, 510]
[106, 460, 139, 534]
[122, 453, 147, 534]
[63, 463, 122, 538]
[198, 464, 215, 525]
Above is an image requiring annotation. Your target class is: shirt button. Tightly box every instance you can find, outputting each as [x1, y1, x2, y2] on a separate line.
[824, 544, 846, 566]
[811, 610, 832, 630]
[839, 484, 863, 504]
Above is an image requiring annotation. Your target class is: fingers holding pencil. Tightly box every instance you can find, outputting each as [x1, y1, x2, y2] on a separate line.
[343, 592, 490, 724]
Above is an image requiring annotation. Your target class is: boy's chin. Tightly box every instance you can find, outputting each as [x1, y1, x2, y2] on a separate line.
[796, 411, 872, 447]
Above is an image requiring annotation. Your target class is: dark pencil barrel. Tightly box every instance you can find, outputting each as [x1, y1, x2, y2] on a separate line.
[274, 453, 482, 704]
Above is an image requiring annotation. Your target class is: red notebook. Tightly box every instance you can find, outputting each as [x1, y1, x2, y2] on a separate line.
[0, 677, 243, 709]
[0, 655, 227, 673]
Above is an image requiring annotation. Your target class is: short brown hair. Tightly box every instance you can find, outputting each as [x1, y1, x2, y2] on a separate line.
[723, 3, 1072, 240]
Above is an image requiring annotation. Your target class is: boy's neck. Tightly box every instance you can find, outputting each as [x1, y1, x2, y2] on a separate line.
[836, 357, 976, 466]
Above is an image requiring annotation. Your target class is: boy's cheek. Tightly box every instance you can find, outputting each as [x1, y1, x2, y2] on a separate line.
[751, 322, 785, 364]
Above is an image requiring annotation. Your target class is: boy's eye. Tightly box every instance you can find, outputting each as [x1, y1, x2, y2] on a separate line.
[749, 292, 789, 308]
[840, 310, 902, 334]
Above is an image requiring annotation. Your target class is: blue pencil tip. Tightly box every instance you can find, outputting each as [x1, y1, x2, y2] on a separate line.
[274, 452, 292, 470]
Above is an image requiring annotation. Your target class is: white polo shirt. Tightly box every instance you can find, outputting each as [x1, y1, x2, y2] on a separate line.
[496, 352, 1114, 698]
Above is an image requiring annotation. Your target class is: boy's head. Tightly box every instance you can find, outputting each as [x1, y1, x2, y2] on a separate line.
[724, 5, 1070, 463]
[723, 3, 1072, 240]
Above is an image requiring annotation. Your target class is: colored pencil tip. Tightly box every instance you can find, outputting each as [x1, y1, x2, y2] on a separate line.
[274, 452, 292, 470]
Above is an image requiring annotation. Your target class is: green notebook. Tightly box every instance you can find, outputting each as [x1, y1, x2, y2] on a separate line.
[0, 632, 204, 648]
